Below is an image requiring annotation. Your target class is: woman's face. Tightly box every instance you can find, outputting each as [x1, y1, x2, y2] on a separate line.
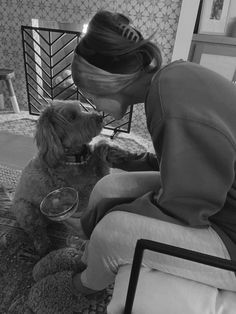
[94, 97, 128, 120]
[83, 92, 130, 120]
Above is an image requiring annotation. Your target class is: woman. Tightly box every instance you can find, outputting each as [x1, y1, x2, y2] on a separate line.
[32, 10, 236, 299]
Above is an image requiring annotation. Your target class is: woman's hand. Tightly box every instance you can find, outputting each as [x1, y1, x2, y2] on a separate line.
[63, 218, 88, 239]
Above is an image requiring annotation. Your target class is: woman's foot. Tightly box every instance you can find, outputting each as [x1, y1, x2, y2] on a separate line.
[27, 271, 110, 314]
[28, 271, 76, 313]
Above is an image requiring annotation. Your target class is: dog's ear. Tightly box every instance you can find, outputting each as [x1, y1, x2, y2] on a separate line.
[35, 106, 68, 167]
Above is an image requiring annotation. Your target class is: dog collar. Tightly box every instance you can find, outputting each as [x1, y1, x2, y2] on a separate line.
[64, 145, 91, 166]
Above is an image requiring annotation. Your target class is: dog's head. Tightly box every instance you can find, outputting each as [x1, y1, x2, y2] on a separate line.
[35, 100, 103, 167]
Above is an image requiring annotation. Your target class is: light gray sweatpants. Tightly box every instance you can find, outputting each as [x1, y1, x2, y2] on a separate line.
[79, 172, 236, 291]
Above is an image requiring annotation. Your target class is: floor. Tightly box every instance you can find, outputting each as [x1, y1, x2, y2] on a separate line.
[0, 110, 39, 123]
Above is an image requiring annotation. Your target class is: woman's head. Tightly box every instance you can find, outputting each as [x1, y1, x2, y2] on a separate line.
[71, 10, 162, 119]
[76, 10, 162, 74]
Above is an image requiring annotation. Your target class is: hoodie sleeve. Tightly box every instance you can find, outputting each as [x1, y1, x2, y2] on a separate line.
[109, 151, 159, 172]
[93, 141, 159, 171]
[155, 118, 235, 227]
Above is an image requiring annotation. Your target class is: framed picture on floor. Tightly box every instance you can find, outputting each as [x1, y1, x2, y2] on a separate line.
[198, 0, 231, 34]
[188, 34, 236, 82]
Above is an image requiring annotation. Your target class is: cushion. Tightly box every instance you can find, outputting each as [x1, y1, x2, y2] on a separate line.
[107, 265, 236, 314]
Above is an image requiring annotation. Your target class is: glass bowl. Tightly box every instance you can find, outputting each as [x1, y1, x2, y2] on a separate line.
[40, 187, 79, 222]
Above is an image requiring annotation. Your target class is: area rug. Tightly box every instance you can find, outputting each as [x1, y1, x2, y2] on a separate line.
[0, 185, 113, 313]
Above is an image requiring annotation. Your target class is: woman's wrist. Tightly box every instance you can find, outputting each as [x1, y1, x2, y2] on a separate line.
[63, 218, 88, 239]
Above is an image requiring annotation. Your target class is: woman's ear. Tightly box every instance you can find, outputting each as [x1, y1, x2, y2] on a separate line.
[35, 106, 66, 167]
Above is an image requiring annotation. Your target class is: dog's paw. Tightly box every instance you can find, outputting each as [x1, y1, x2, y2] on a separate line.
[93, 140, 111, 162]
[27, 271, 75, 314]
[94, 139, 110, 149]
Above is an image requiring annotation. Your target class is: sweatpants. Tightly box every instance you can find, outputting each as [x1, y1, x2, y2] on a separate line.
[78, 172, 236, 291]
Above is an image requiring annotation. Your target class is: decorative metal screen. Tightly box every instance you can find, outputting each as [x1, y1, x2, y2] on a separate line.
[21, 25, 133, 137]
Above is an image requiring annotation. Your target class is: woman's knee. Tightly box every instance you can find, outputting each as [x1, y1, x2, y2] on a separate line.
[88, 173, 126, 208]
[88, 171, 161, 209]
[89, 212, 128, 249]
[90, 211, 138, 257]
[88, 212, 136, 266]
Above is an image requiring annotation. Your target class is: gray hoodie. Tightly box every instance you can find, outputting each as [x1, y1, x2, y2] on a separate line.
[81, 60, 236, 262]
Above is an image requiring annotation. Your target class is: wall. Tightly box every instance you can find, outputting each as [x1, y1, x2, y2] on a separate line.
[171, 0, 201, 62]
[0, 0, 183, 139]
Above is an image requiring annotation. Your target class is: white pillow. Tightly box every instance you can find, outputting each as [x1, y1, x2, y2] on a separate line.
[107, 265, 236, 314]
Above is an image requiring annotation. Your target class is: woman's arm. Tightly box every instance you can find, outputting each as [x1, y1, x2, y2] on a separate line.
[155, 118, 235, 226]
[93, 140, 159, 171]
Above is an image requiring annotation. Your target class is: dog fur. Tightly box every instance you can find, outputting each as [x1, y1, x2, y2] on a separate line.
[11, 100, 137, 256]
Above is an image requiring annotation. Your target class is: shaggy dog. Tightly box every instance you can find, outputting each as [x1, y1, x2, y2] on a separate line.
[12, 100, 138, 256]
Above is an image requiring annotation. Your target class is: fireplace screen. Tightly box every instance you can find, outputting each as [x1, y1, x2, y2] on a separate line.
[21, 25, 133, 137]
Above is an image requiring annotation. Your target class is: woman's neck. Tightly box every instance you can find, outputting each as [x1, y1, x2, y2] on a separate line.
[124, 70, 156, 104]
